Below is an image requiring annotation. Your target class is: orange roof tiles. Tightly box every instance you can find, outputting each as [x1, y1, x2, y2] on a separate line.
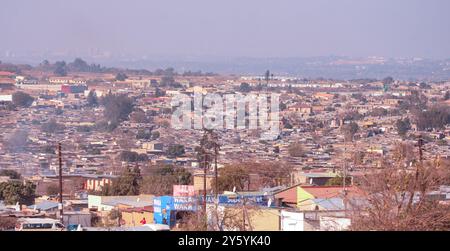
[301, 185, 364, 199]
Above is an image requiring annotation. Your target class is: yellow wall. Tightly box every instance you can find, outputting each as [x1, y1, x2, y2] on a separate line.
[296, 187, 315, 209]
[248, 208, 280, 231]
[221, 207, 280, 231]
[121, 211, 154, 226]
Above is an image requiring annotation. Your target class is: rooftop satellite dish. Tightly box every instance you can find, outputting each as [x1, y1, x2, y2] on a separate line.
[267, 198, 272, 208]
[232, 186, 236, 193]
[15, 202, 20, 212]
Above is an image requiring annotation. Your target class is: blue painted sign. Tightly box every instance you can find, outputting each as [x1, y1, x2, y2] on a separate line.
[154, 196, 198, 226]
[153, 194, 274, 226]
[203, 194, 273, 206]
[153, 196, 174, 226]
[173, 196, 198, 211]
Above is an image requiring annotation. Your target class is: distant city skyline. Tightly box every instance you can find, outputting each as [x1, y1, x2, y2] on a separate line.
[1, 0, 450, 60]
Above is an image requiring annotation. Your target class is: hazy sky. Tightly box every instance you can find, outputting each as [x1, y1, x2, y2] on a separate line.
[1, 0, 450, 59]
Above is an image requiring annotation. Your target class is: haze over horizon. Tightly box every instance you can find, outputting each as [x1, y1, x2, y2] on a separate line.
[1, 0, 450, 62]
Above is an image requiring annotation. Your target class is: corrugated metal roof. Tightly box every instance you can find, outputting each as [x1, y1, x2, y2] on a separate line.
[28, 201, 59, 211]
[312, 198, 344, 210]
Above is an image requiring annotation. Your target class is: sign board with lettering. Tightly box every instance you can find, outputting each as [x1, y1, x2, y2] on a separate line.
[173, 196, 198, 211]
[173, 185, 195, 197]
[153, 195, 198, 226]
[153, 196, 175, 226]
[203, 194, 273, 206]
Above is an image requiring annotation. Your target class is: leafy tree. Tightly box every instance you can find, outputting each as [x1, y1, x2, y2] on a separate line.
[325, 175, 352, 186]
[0, 181, 36, 205]
[288, 143, 305, 157]
[53, 61, 67, 76]
[41, 119, 64, 134]
[400, 90, 428, 112]
[166, 144, 185, 158]
[159, 68, 177, 87]
[152, 131, 160, 140]
[352, 151, 366, 166]
[46, 184, 60, 196]
[419, 82, 431, 89]
[153, 165, 192, 184]
[341, 122, 359, 141]
[444, 91, 450, 100]
[100, 93, 134, 126]
[274, 146, 280, 154]
[136, 129, 152, 140]
[68, 58, 89, 72]
[396, 118, 411, 137]
[283, 118, 293, 129]
[239, 83, 251, 93]
[155, 87, 166, 97]
[160, 75, 177, 87]
[264, 70, 270, 84]
[12, 91, 34, 107]
[77, 125, 92, 133]
[115, 73, 128, 81]
[382, 76, 394, 86]
[108, 167, 142, 196]
[369, 108, 388, 117]
[95, 120, 119, 132]
[250, 162, 293, 187]
[4, 130, 28, 152]
[41, 59, 50, 67]
[0, 170, 21, 180]
[130, 110, 148, 123]
[211, 165, 250, 193]
[140, 165, 192, 195]
[86, 90, 99, 107]
[414, 105, 450, 131]
[340, 111, 363, 121]
[55, 107, 63, 115]
[119, 151, 148, 162]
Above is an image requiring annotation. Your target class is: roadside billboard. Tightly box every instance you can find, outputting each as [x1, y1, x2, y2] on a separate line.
[173, 185, 195, 197]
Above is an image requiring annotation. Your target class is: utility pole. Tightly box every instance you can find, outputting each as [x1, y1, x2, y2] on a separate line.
[342, 146, 348, 217]
[342, 146, 347, 195]
[242, 197, 246, 231]
[202, 148, 209, 231]
[418, 136, 423, 163]
[212, 132, 219, 232]
[343, 162, 347, 194]
[58, 143, 64, 224]
[212, 130, 220, 200]
[197, 130, 211, 230]
[240, 196, 253, 231]
[214, 144, 218, 199]
[203, 153, 207, 214]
